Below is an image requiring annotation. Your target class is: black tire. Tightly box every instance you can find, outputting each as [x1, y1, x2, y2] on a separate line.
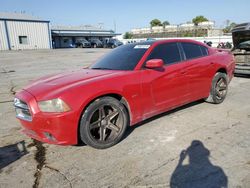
[111, 44, 115, 49]
[80, 97, 129, 149]
[205, 72, 228, 104]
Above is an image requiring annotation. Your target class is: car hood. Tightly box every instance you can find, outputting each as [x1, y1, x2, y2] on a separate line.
[24, 69, 119, 100]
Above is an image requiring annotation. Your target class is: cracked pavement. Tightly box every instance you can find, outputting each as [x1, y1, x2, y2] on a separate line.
[0, 49, 250, 188]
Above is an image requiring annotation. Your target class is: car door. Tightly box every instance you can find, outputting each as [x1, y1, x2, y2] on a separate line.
[180, 42, 213, 101]
[140, 42, 189, 118]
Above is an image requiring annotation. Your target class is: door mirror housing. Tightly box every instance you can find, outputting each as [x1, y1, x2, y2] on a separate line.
[145, 59, 164, 69]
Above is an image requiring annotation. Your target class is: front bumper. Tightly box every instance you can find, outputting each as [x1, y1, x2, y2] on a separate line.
[15, 90, 79, 145]
[235, 64, 250, 75]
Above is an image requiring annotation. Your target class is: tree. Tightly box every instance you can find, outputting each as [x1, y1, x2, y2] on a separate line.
[192, 16, 209, 26]
[150, 19, 162, 27]
[123, 32, 133, 39]
[162, 21, 170, 26]
[223, 22, 237, 33]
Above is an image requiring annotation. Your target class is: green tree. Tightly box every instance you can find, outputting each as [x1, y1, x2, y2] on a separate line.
[162, 21, 170, 27]
[223, 22, 237, 33]
[123, 32, 133, 39]
[192, 16, 209, 26]
[150, 19, 162, 27]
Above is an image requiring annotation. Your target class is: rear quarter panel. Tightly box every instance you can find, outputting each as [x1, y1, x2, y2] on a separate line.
[209, 49, 235, 80]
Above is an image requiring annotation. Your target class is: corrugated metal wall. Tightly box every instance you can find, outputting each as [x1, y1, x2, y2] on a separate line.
[0, 21, 9, 50]
[6, 21, 50, 50]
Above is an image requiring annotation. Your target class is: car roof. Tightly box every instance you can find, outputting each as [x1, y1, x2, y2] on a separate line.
[131, 39, 207, 47]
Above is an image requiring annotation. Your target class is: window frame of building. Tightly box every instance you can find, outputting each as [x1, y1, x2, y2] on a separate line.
[18, 36, 28, 45]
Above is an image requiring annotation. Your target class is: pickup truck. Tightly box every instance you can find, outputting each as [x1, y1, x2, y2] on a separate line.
[232, 23, 250, 75]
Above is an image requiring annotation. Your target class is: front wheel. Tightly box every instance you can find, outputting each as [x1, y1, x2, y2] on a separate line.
[205, 72, 228, 104]
[80, 97, 129, 149]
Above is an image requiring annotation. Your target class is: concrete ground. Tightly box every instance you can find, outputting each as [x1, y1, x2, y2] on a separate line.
[0, 48, 249, 188]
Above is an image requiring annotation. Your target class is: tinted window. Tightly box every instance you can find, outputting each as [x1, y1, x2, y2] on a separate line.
[200, 45, 209, 56]
[147, 43, 181, 65]
[182, 43, 203, 60]
[91, 44, 149, 70]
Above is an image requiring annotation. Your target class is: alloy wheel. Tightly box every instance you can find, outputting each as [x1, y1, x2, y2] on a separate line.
[88, 104, 123, 143]
[215, 77, 227, 100]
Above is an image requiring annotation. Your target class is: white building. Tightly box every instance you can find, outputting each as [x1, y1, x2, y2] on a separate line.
[0, 12, 51, 50]
[130, 21, 216, 36]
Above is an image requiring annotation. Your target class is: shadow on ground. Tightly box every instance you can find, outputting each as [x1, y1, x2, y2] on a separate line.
[0, 140, 28, 169]
[170, 140, 228, 188]
[123, 100, 204, 140]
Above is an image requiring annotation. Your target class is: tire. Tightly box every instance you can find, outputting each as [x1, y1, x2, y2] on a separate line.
[80, 97, 129, 149]
[111, 45, 115, 49]
[93, 44, 97, 48]
[205, 72, 228, 104]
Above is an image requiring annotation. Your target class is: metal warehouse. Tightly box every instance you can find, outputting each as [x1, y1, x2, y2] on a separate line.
[51, 25, 118, 48]
[0, 12, 51, 50]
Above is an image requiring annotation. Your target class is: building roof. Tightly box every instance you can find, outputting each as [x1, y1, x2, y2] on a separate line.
[51, 25, 120, 37]
[0, 12, 49, 22]
[51, 25, 107, 31]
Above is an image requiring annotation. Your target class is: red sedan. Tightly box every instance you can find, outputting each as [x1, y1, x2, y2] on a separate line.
[14, 39, 235, 149]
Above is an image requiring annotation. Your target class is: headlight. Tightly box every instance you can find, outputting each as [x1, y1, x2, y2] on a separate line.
[38, 98, 71, 113]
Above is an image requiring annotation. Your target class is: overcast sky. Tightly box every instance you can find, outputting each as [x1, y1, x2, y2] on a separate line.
[1, 0, 250, 33]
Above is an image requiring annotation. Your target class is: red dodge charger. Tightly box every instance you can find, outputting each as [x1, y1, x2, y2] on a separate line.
[14, 39, 235, 149]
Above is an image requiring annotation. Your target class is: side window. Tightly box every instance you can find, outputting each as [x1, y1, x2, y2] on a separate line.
[147, 43, 181, 65]
[200, 45, 209, 56]
[182, 43, 203, 60]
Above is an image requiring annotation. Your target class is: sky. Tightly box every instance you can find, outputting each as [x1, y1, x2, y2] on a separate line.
[1, 0, 250, 33]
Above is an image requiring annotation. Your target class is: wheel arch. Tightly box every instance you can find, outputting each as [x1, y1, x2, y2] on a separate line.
[76, 93, 132, 144]
[216, 67, 227, 74]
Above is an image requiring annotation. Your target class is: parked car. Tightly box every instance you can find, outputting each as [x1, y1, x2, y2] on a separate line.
[14, 39, 235, 149]
[232, 22, 250, 75]
[106, 39, 123, 48]
[75, 39, 91, 48]
[89, 38, 103, 48]
[146, 38, 156, 41]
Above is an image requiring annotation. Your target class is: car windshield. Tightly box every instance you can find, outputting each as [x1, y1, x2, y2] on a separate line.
[90, 44, 150, 70]
[238, 40, 250, 49]
[92, 39, 101, 42]
[78, 39, 88, 43]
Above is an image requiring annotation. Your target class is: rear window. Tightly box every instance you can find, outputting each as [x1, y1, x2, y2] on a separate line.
[200, 45, 209, 56]
[182, 43, 203, 60]
[147, 43, 181, 65]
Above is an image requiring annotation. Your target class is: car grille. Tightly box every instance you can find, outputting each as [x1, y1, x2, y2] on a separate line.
[14, 98, 32, 121]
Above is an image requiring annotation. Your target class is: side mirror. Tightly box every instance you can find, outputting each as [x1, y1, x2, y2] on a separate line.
[145, 59, 164, 69]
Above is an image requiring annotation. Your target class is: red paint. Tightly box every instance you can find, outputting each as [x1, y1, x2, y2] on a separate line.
[15, 39, 235, 145]
[145, 59, 164, 68]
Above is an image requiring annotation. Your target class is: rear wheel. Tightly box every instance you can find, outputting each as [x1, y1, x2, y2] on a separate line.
[205, 72, 228, 104]
[80, 97, 129, 149]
